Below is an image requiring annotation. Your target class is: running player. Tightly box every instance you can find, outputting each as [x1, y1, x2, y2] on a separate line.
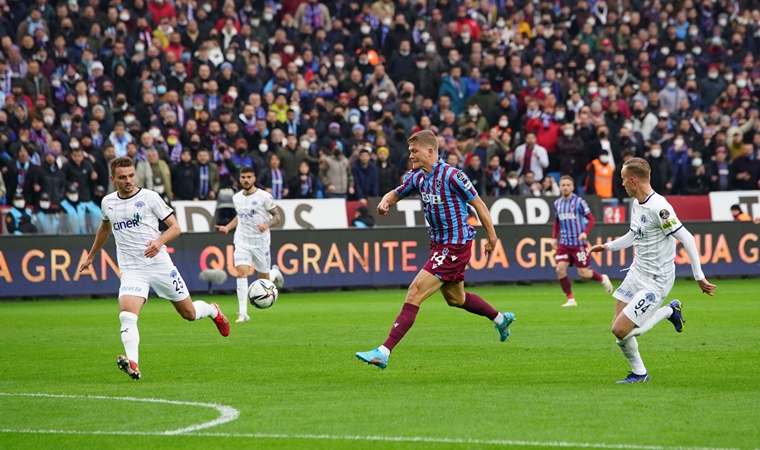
[356, 130, 515, 370]
[215, 166, 284, 323]
[79, 157, 230, 381]
[552, 175, 613, 307]
[589, 158, 716, 383]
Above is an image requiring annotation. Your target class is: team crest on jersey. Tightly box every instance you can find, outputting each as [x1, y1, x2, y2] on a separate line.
[659, 209, 670, 219]
[640, 215, 647, 223]
[442, 248, 449, 256]
[170, 270, 178, 278]
[644, 293, 655, 303]
[435, 179, 442, 191]
[134, 201, 145, 209]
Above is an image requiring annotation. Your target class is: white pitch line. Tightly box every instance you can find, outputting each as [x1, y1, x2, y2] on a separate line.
[0, 428, 745, 450]
[0, 392, 239, 435]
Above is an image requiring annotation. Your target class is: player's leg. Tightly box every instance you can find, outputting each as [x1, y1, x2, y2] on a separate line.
[441, 281, 515, 342]
[610, 275, 648, 383]
[620, 276, 680, 338]
[153, 265, 230, 336]
[577, 267, 613, 294]
[117, 294, 146, 380]
[234, 247, 254, 322]
[235, 265, 252, 323]
[555, 260, 576, 306]
[356, 269, 443, 369]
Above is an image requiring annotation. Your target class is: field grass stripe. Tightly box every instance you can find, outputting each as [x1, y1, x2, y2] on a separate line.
[0, 392, 239, 434]
[0, 428, 744, 450]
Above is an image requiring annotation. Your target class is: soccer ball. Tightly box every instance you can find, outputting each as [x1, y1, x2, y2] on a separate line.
[248, 279, 278, 309]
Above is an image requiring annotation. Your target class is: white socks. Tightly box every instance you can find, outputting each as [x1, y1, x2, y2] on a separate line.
[625, 306, 673, 339]
[236, 278, 249, 316]
[617, 337, 647, 375]
[119, 311, 140, 364]
[493, 313, 505, 326]
[192, 300, 218, 320]
[378, 345, 390, 358]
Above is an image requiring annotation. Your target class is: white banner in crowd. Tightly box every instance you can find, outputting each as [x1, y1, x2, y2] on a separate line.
[172, 199, 348, 232]
[709, 191, 760, 221]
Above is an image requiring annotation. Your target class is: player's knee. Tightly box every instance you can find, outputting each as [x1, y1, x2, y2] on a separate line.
[555, 265, 566, 277]
[444, 294, 464, 307]
[611, 324, 628, 340]
[577, 268, 591, 278]
[181, 310, 195, 321]
[405, 283, 422, 305]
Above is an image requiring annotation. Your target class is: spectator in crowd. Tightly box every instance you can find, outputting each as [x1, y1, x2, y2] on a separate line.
[288, 161, 317, 199]
[352, 147, 379, 202]
[685, 152, 711, 195]
[503, 171, 521, 196]
[731, 204, 752, 222]
[540, 177, 560, 197]
[31, 193, 59, 235]
[3, 146, 40, 205]
[646, 144, 675, 195]
[519, 171, 541, 197]
[485, 154, 506, 196]
[257, 153, 288, 199]
[709, 147, 732, 192]
[196, 149, 219, 200]
[58, 183, 89, 235]
[585, 152, 614, 199]
[668, 134, 692, 195]
[147, 149, 172, 200]
[376, 146, 398, 195]
[351, 205, 376, 228]
[320, 143, 353, 199]
[172, 149, 200, 201]
[557, 123, 586, 188]
[125, 143, 153, 189]
[5, 192, 37, 235]
[281, 135, 317, 180]
[514, 132, 549, 182]
[464, 153, 486, 197]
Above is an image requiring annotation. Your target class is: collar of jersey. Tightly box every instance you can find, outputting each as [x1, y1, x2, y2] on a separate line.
[424, 160, 444, 178]
[640, 191, 655, 204]
[117, 187, 142, 200]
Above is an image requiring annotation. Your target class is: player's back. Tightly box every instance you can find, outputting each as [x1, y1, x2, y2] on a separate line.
[232, 189, 274, 247]
[101, 188, 173, 270]
[554, 194, 590, 246]
[629, 192, 682, 277]
[398, 161, 477, 245]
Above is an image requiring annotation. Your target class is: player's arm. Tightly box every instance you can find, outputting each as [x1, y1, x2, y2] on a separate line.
[145, 214, 180, 258]
[673, 226, 716, 296]
[216, 216, 238, 234]
[579, 211, 595, 242]
[377, 190, 401, 216]
[589, 230, 635, 253]
[259, 207, 281, 232]
[551, 216, 559, 249]
[470, 196, 498, 255]
[79, 220, 112, 272]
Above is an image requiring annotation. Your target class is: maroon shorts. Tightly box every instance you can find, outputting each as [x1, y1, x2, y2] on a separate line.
[423, 242, 472, 284]
[555, 244, 591, 268]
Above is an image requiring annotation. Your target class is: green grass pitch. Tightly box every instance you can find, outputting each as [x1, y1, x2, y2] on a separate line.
[1, 279, 758, 450]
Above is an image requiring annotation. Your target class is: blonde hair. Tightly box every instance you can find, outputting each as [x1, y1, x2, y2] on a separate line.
[559, 175, 574, 184]
[407, 130, 438, 152]
[623, 157, 651, 180]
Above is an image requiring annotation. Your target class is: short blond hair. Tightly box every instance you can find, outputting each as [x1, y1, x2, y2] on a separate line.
[623, 157, 651, 180]
[407, 130, 438, 152]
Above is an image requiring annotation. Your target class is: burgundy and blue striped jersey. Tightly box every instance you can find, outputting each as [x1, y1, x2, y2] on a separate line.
[395, 161, 478, 245]
[554, 194, 591, 246]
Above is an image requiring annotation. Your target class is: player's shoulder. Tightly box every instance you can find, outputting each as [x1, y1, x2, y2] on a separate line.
[643, 192, 673, 211]
[102, 191, 120, 203]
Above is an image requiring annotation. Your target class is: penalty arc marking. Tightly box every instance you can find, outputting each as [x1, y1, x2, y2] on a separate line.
[0, 393, 750, 450]
[0, 392, 240, 435]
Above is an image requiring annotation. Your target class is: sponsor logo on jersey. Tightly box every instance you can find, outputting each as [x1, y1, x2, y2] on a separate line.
[134, 201, 145, 209]
[558, 213, 577, 220]
[165, 204, 172, 211]
[659, 209, 670, 219]
[640, 214, 647, 223]
[421, 192, 443, 204]
[113, 219, 140, 231]
[133, 213, 142, 222]
[662, 218, 678, 230]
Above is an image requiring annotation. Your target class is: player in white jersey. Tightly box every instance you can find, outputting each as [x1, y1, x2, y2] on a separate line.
[78, 157, 230, 381]
[215, 166, 284, 323]
[590, 158, 716, 384]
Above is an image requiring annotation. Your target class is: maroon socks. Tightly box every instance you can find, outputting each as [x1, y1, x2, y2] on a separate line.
[459, 292, 499, 321]
[559, 276, 573, 298]
[591, 270, 604, 282]
[382, 303, 419, 352]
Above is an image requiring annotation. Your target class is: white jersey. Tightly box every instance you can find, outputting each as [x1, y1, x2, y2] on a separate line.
[628, 191, 683, 279]
[101, 188, 174, 270]
[232, 189, 276, 248]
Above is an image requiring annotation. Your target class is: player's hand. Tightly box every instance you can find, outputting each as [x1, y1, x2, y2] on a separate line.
[551, 238, 557, 250]
[589, 244, 608, 253]
[215, 225, 228, 234]
[754, 216, 760, 224]
[578, 232, 587, 242]
[698, 278, 716, 296]
[484, 238, 498, 255]
[257, 223, 268, 232]
[377, 200, 390, 216]
[144, 240, 161, 258]
[78, 256, 94, 272]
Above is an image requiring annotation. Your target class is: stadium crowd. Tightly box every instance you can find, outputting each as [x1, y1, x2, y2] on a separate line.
[2, 0, 760, 234]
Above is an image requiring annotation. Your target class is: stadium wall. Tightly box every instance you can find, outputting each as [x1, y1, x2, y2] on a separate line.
[0, 222, 757, 299]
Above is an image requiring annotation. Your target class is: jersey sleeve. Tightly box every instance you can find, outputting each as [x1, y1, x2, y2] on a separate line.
[151, 192, 174, 221]
[101, 200, 110, 221]
[450, 169, 478, 202]
[579, 198, 591, 216]
[265, 192, 276, 211]
[656, 201, 682, 236]
[395, 171, 418, 198]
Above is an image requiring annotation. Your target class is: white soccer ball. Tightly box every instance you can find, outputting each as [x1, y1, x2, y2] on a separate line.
[248, 279, 278, 309]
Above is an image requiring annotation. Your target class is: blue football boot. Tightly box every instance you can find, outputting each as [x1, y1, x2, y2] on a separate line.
[494, 312, 515, 342]
[356, 348, 388, 370]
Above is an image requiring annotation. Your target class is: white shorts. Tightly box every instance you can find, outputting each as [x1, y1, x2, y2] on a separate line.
[119, 263, 189, 302]
[613, 269, 675, 327]
[233, 244, 271, 274]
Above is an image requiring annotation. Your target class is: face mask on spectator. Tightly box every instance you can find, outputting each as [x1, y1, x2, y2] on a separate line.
[416, 61, 427, 69]
[687, 74, 696, 80]
[270, 59, 281, 69]
[13, 199, 25, 209]
[563, 128, 573, 137]
[737, 79, 747, 88]
[541, 86, 551, 95]
[52, 78, 61, 88]
[587, 86, 598, 94]
[507, 178, 518, 188]
[251, 18, 261, 26]
[708, 71, 718, 79]
[469, 108, 478, 117]
[624, 123, 633, 130]
[461, 32, 470, 40]
[674, 139, 684, 148]
[667, 81, 676, 90]
[660, 47, 670, 56]
[70, 141, 80, 149]
[226, 53, 235, 62]
[724, 73, 733, 82]
[44, 116, 54, 126]
[426, 44, 436, 53]
[599, 154, 610, 164]
[692, 158, 702, 167]
[650, 148, 662, 158]
[658, 71, 667, 79]
[334, 60, 344, 69]
[349, 115, 359, 124]
[399, 49, 410, 56]
[361, 25, 371, 34]
[250, 45, 259, 54]
[67, 194, 79, 202]
[40, 201, 51, 210]
[150, 129, 161, 139]
[496, 19, 506, 28]
[421, 32, 431, 42]
[555, 111, 565, 120]
[693, 47, 702, 55]
[157, 85, 167, 95]
[135, 43, 145, 53]
[301, 140, 310, 150]
[155, 185, 165, 194]
[378, 91, 388, 101]
[585, 64, 595, 72]
[499, 120, 509, 128]
[259, 143, 268, 152]
[718, 17, 727, 27]
[622, 15, 631, 23]
[372, 103, 383, 112]
[382, 17, 392, 27]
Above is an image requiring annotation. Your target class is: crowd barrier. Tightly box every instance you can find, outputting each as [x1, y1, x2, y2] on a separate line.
[0, 222, 758, 299]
